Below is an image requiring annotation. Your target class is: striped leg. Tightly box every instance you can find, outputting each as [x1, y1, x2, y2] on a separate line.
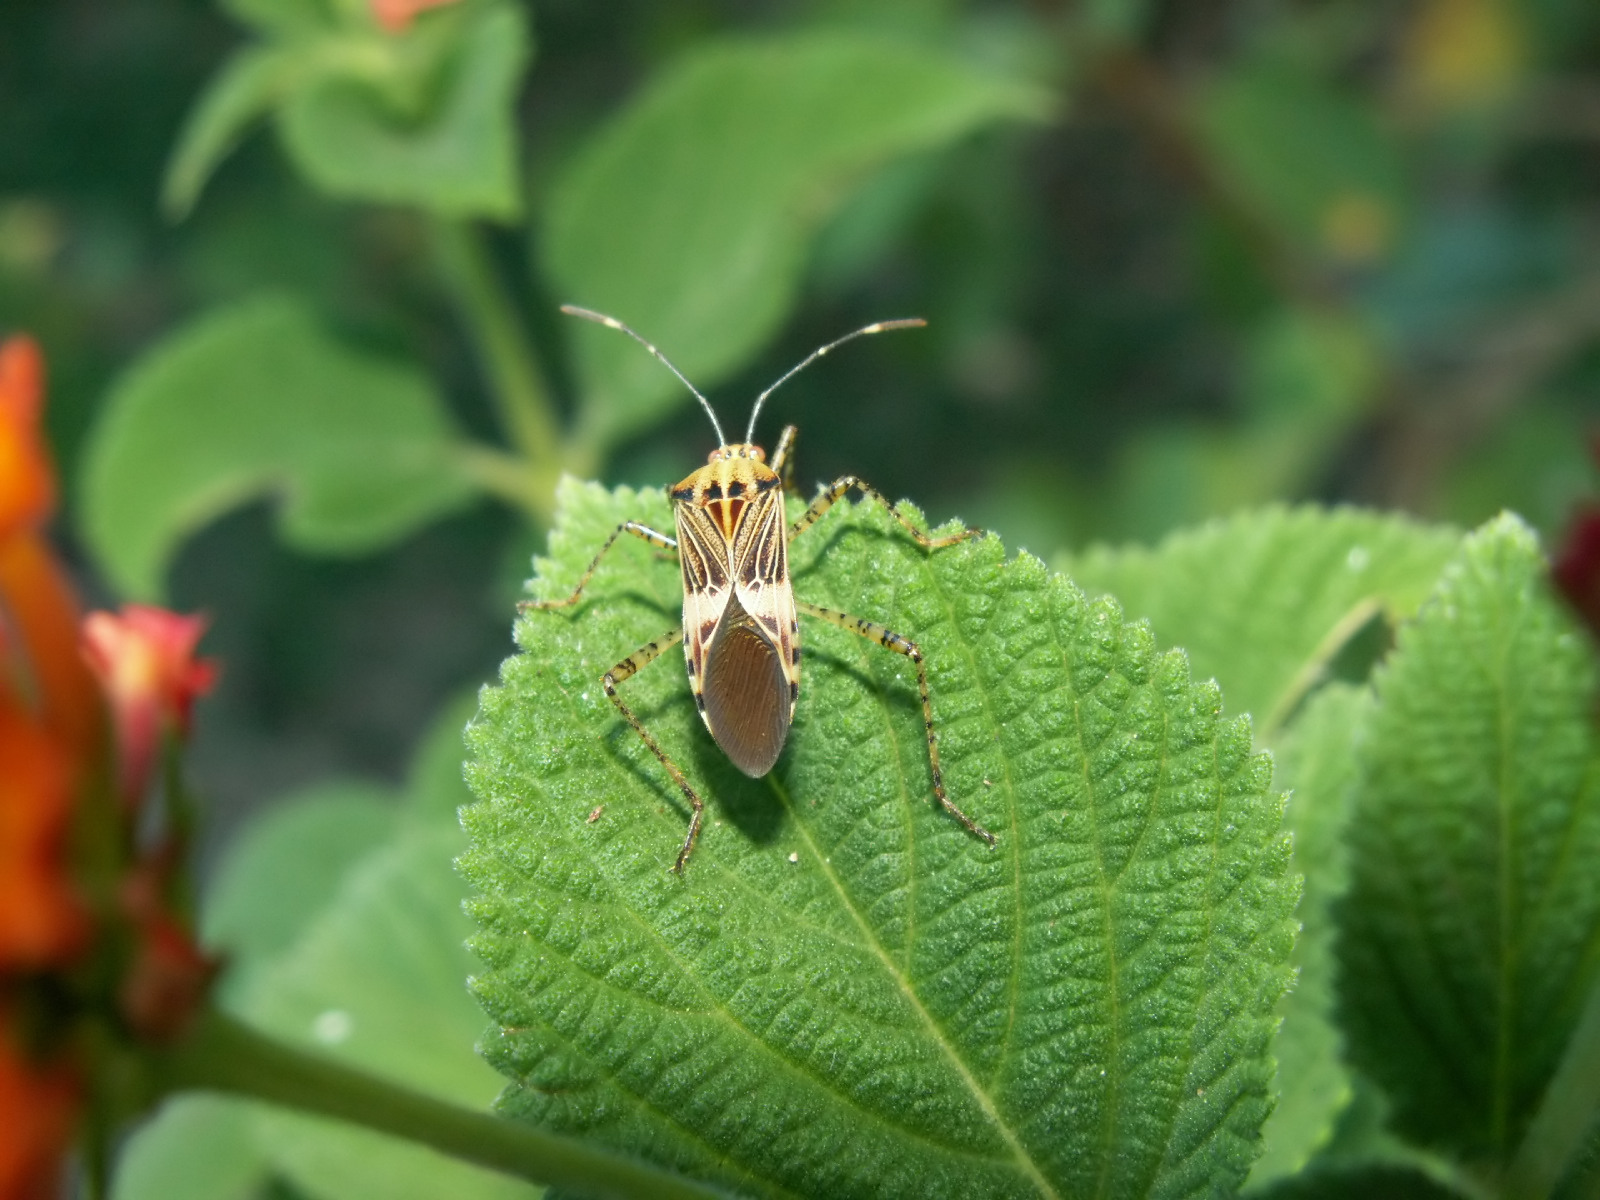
[601, 627, 708, 873]
[796, 600, 994, 847]
[519, 522, 677, 610]
[769, 424, 799, 493]
[789, 476, 980, 549]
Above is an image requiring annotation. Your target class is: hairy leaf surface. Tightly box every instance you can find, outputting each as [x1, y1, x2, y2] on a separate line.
[1337, 514, 1600, 1158]
[545, 32, 1050, 448]
[1063, 507, 1457, 734]
[461, 479, 1297, 1199]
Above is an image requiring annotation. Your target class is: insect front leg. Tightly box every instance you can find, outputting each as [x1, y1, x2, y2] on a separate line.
[789, 476, 979, 549]
[769, 424, 798, 493]
[519, 522, 677, 611]
[796, 600, 995, 847]
[601, 627, 709, 874]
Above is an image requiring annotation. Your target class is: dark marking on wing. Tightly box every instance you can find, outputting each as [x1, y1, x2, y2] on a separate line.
[702, 592, 790, 777]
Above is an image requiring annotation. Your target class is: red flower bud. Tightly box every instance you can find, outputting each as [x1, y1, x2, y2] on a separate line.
[81, 607, 218, 809]
[370, 0, 462, 34]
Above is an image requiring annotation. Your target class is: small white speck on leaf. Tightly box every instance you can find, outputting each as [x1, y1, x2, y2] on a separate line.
[313, 1009, 353, 1045]
[788, 852, 800, 863]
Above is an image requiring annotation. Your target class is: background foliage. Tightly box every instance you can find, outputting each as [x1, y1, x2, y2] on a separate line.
[4, 0, 1600, 1196]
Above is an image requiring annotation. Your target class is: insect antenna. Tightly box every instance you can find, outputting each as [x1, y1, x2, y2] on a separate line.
[744, 318, 926, 444]
[561, 304, 727, 446]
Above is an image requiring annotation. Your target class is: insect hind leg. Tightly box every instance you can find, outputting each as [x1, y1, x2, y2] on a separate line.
[789, 476, 979, 550]
[519, 521, 677, 611]
[796, 600, 994, 847]
[602, 627, 709, 873]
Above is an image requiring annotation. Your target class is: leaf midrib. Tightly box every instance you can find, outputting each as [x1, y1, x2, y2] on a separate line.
[522, 615, 1046, 1186]
[765, 771, 1059, 1200]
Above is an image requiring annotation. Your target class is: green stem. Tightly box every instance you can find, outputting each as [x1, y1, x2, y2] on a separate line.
[1505, 978, 1600, 1199]
[431, 217, 564, 518]
[457, 442, 549, 519]
[157, 1008, 730, 1200]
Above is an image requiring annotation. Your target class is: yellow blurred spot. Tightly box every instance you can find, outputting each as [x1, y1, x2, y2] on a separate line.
[0, 201, 63, 273]
[1320, 192, 1392, 264]
[1407, 0, 1523, 112]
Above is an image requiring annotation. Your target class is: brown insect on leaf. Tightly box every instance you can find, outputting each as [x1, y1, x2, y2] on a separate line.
[522, 306, 995, 873]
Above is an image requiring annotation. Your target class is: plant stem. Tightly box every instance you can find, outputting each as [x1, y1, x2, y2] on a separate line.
[431, 217, 564, 520]
[157, 1008, 731, 1200]
[1505, 978, 1600, 1199]
[457, 442, 549, 517]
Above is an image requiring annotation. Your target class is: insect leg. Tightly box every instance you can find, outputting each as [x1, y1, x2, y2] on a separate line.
[519, 522, 677, 610]
[789, 477, 979, 549]
[769, 424, 799, 492]
[602, 627, 709, 874]
[795, 600, 995, 847]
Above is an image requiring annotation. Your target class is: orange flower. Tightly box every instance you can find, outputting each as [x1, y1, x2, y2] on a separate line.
[0, 1019, 80, 1200]
[370, 0, 462, 34]
[0, 707, 85, 970]
[0, 337, 53, 542]
[81, 607, 217, 809]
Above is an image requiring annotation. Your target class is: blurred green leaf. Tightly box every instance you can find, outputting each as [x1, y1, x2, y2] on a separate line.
[460, 478, 1295, 1198]
[112, 1095, 268, 1200]
[279, 4, 530, 218]
[202, 781, 398, 1005]
[1247, 683, 1369, 1191]
[1337, 514, 1600, 1160]
[120, 700, 537, 1200]
[163, 45, 305, 219]
[1199, 63, 1407, 262]
[245, 825, 541, 1200]
[1241, 308, 1380, 431]
[545, 31, 1052, 449]
[1063, 506, 1459, 732]
[404, 689, 479, 822]
[80, 295, 479, 600]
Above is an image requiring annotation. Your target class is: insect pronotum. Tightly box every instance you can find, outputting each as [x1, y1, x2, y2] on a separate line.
[521, 304, 997, 873]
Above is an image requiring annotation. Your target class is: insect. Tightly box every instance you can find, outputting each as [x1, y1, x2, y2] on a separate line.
[522, 304, 996, 873]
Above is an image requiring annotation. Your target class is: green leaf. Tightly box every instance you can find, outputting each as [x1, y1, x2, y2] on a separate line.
[1062, 506, 1459, 735]
[1198, 63, 1408, 261]
[1337, 514, 1600, 1160]
[112, 1095, 268, 1200]
[460, 479, 1296, 1198]
[162, 45, 306, 219]
[80, 295, 479, 600]
[278, 4, 530, 218]
[1247, 683, 1369, 1191]
[545, 32, 1051, 448]
[202, 780, 398, 1005]
[404, 689, 479, 823]
[244, 826, 542, 1200]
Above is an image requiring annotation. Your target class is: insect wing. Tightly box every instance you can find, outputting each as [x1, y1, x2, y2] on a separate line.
[702, 593, 790, 776]
[676, 488, 797, 777]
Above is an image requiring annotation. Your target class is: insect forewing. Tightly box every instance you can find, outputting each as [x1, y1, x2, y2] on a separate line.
[675, 466, 798, 777]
